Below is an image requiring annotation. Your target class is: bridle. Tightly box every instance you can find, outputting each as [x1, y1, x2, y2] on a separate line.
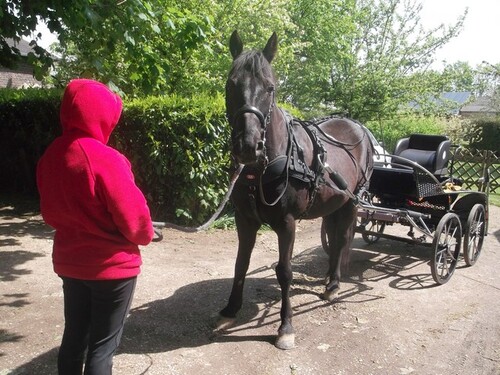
[229, 90, 275, 167]
[230, 89, 296, 207]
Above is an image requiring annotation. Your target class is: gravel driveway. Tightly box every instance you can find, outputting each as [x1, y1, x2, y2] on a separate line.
[1, 200, 499, 375]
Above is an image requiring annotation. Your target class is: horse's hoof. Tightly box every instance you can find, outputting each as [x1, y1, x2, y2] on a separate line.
[275, 333, 295, 350]
[323, 287, 340, 302]
[214, 316, 236, 331]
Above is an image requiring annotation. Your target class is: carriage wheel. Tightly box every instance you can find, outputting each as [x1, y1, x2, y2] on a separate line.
[357, 191, 385, 244]
[356, 190, 372, 227]
[361, 220, 386, 244]
[430, 213, 462, 285]
[463, 203, 485, 266]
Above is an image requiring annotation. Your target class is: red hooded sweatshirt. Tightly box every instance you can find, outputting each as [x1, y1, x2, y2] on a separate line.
[37, 79, 154, 280]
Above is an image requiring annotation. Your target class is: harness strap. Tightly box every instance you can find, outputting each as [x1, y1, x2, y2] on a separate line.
[236, 113, 369, 219]
[298, 123, 328, 217]
[259, 119, 293, 206]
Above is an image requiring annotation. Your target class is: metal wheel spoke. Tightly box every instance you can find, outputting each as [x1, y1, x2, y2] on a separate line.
[463, 204, 485, 267]
[431, 213, 462, 284]
[468, 236, 477, 250]
[438, 253, 449, 276]
[474, 220, 484, 234]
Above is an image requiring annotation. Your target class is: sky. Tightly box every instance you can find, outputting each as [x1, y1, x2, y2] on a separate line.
[34, 0, 500, 68]
[419, 0, 500, 68]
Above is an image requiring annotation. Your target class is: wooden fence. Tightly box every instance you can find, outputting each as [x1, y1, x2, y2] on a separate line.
[451, 149, 499, 194]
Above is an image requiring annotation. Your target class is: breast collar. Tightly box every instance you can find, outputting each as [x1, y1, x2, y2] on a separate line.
[237, 110, 327, 198]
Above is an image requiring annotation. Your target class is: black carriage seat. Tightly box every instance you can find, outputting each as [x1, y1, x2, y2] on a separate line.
[393, 134, 451, 177]
[368, 134, 451, 201]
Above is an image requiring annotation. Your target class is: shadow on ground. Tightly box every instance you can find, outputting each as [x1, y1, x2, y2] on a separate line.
[7, 232, 438, 373]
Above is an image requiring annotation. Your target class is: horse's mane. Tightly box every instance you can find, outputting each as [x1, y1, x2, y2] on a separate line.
[229, 50, 274, 81]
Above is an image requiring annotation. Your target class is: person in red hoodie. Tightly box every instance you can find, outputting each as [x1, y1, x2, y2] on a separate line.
[37, 79, 154, 375]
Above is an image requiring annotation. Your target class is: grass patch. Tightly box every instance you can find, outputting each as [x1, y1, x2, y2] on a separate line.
[211, 214, 236, 230]
[211, 214, 272, 231]
[489, 193, 500, 207]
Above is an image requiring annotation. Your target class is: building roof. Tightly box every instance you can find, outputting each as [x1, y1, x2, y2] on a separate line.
[4, 38, 36, 56]
[441, 91, 472, 105]
[1, 39, 42, 88]
[460, 96, 498, 115]
[437, 91, 473, 115]
[408, 91, 473, 115]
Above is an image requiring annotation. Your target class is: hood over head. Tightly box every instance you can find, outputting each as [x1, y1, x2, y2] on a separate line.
[60, 79, 123, 144]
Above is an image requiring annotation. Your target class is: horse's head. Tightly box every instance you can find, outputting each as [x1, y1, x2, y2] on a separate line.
[225, 30, 278, 165]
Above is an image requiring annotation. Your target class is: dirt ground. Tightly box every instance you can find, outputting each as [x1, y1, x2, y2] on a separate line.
[1, 198, 499, 375]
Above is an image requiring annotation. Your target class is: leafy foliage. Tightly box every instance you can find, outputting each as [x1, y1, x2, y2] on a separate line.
[367, 113, 499, 156]
[284, 0, 466, 121]
[2, 0, 474, 120]
[0, 88, 62, 193]
[0, 0, 59, 78]
[0, 88, 232, 224]
[50, 1, 216, 96]
[366, 114, 443, 152]
[461, 120, 500, 154]
[111, 93, 231, 224]
[1, 0, 215, 94]
[475, 62, 500, 112]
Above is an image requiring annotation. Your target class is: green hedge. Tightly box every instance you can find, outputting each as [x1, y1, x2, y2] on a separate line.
[366, 114, 500, 154]
[0, 88, 63, 194]
[0, 89, 231, 225]
[113, 94, 231, 224]
[365, 115, 443, 153]
[462, 120, 500, 155]
[2, 88, 496, 224]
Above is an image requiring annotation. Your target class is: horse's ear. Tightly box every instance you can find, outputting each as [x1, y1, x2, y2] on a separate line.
[229, 30, 243, 60]
[263, 32, 278, 63]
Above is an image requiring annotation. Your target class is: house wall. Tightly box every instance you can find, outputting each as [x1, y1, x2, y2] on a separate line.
[0, 62, 41, 88]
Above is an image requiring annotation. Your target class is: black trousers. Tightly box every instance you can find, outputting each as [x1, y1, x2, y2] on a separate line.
[57, 276, 137, 375]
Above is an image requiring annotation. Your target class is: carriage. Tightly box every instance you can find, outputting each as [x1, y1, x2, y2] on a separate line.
[327, 133, 490, 285]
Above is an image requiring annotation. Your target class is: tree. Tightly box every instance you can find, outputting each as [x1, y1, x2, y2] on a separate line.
[2, 0, 474, 119]
[281, 0, 467, 121]
[0, 0, 67, 79]
[1, 0, 214, 94]
[51, 2, 215, 96]
[156, 0, 298, 96]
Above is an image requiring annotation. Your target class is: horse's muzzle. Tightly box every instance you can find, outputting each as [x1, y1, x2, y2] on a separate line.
[232, 136, 265, 165]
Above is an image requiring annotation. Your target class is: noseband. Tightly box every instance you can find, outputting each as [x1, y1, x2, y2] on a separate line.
[233, 105, 266, 127]
[230, 91, 275, 165]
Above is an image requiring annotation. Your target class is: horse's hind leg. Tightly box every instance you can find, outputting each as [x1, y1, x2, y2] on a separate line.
[217, 213, 260, 330]
[323, 200, 357, 301]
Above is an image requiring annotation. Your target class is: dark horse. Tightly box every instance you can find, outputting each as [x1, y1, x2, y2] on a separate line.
[217, 31, 374, 350]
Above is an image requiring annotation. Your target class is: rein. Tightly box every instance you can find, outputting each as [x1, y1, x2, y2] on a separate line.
[258, 108, 293, 206]
[231, 98, 370, 217]
[152, 164, 244, 236]
[306, 116, 373, 192]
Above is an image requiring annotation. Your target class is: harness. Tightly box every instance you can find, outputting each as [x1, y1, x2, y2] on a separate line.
[236, 109, 328, 219]
[231, 97, 371, 221]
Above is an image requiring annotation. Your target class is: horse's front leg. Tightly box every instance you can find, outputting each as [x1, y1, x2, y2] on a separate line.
[216, 212, 260, 330]
[273, 214, 296, 350]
